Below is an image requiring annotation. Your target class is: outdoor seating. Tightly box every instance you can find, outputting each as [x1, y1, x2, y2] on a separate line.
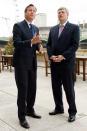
[76, 56, 87, 81]
[2, 55, 13, 72]
[43, 51, 87, 81]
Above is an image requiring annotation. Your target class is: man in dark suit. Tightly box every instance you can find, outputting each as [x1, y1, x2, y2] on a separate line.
[47, 7, 80, 122]
[13, 4, 43, 129]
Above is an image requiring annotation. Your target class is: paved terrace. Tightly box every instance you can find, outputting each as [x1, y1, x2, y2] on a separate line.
[0, 62, 87, 131]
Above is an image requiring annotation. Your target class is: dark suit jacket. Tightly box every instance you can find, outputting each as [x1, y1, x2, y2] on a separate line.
[13, 20, 39, 69]
[47, 22, 80, 68]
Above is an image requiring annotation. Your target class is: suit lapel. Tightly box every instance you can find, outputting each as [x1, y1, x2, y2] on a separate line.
[23, 20, 31, 35]
[23, 20, 37, 37]
[55, 25, 59, 40]
[62, 22, 69, 35]
[32, 24, 38, 35]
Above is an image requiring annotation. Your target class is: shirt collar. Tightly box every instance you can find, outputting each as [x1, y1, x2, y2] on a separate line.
[60, 21, 68, 27]
[25, 19, 32, 28]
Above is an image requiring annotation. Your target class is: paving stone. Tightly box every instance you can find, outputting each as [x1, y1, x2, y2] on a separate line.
[0, 65, 87, 131]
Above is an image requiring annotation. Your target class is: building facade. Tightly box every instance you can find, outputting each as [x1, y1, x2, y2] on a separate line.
[34, 13, 47, 27]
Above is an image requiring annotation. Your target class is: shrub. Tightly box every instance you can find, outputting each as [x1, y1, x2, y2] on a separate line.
[4, 37, 14, 55]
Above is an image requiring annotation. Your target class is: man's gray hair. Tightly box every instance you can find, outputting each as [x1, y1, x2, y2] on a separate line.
[57, 7, 69, 15]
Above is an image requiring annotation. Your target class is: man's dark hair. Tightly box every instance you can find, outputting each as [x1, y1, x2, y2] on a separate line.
[24, 4, 37, 13]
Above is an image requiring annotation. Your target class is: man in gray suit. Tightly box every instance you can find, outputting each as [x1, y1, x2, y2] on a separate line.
[13, 4, 43, 128]
[47, 7, 80, 122]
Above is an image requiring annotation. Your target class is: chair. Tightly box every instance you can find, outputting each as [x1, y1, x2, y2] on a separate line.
[2, 55, 13, 72]
[75, 56, 87, 81]
[43, 52, 51, 76]
[0, 49, 9, 72]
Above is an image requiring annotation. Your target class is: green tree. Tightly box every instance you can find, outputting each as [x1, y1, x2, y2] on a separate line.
[4, 37, 14, 55]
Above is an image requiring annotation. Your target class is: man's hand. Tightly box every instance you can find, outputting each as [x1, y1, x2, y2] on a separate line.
[38, 44, 43, 53]
[50, 55, 65, 62]
[54, 55, 65, 62]
[50, 55, 57, 61]
[31, 34, 42, 45]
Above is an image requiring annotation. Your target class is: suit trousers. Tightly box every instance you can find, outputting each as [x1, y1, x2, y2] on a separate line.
[15, 67, 36, 121]
[50, 62, 77, 115]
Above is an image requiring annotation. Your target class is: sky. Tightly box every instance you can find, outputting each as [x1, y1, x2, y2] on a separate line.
[0, 0, 87, 37]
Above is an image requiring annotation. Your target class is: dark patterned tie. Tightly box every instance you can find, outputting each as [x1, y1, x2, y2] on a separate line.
[29, 24, 34, 38]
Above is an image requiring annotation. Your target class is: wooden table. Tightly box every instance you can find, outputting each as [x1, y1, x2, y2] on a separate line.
[2, 55, 13, 72]
[76, 56, 87, 81]
[43, 53, 87, 80]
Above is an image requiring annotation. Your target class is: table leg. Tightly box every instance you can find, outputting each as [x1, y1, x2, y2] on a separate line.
[83, 60, 86, 81]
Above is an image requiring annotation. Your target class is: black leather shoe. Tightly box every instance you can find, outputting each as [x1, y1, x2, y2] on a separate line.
[68, 115, 76, 122]
[49, 109, 64, 115]
[20, 119, 30, 129]
[26, 111, 41, 119]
